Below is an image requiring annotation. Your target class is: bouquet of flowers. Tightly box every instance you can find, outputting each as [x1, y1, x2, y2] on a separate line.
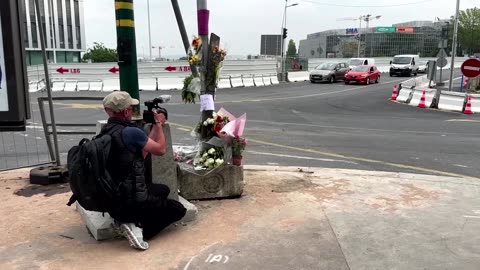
[181, 36, 203, 104]
[195, 110, 230, 139]
[194, 147, 225, 169]
[232, 137, 247, 157]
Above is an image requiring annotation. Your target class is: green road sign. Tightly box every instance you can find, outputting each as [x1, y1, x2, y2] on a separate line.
[376, 27, 395, 33]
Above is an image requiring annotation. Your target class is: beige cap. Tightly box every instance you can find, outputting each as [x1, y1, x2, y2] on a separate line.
[103, 91, 139, 112]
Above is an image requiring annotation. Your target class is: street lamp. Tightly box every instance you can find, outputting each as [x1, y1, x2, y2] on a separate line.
[281, 1, 298, 80]
[147, 0, 153, 61]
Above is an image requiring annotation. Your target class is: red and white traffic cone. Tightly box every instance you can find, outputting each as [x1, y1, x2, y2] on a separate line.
[418, 90, 427, 108]
[464, 95, 473, 114]
[391, 84, 398, 101]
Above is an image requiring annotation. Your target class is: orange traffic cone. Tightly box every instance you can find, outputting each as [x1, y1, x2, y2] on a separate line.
[418, 90, 427, 108]
[464, 95, 473, 114]
[391, 85, 398, 101]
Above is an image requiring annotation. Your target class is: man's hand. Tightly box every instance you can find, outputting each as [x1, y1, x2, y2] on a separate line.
[154, 111, 166, 125]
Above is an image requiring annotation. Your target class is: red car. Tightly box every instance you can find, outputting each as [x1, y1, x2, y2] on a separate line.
[344, 65, 381, 85]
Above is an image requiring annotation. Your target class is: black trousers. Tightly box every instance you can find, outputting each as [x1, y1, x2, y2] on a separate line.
[138, 184, 186, 240]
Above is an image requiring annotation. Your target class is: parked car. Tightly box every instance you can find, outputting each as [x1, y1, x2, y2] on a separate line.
[348, 58, 375, 69]
[344, 65, 381, 85]
[389, 54, 420, 77]
[309, 62, 349, 83]
[418, 60, 428, 73]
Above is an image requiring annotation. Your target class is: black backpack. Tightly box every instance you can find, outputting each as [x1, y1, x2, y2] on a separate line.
[66, 134, 119, 212]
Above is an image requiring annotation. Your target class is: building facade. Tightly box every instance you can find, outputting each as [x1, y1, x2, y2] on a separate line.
[22, 0, 86, 65]
[299, 21, 446, 59]
[260, 35, 282, 56]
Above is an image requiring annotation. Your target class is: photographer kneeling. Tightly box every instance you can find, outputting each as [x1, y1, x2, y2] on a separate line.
[101, 91, 186, 251]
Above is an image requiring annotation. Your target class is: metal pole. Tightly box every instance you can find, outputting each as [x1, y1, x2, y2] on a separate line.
[357, 18, 362, 58]
[282, 0, 288, 76]
[197, 0, 209, 95]
[449, 0, 460, 91]
[50, 0, 57, 63]
[147, 0, 152, 61]
[34, 0, 60, 166]
[115, 0, 140, 117]
[171, 0, 199, 77]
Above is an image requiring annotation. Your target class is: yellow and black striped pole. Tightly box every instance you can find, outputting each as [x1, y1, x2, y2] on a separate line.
[115, 0, 140, 116]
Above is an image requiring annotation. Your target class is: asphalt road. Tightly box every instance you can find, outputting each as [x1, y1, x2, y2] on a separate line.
[3, 69, 480, 179]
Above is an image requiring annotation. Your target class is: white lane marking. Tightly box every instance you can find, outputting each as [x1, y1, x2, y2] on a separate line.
[446, 119, 480, 123]
[454, 164, 469, 168]
[183, 242, 221, 270]
[267, 162, 279, 165]
[464, 216, 480, 219]
[247, 151, 358, 164]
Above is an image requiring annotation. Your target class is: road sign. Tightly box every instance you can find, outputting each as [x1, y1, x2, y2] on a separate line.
[436, 49, 448, 58]
[56, 67, 81, 74]
[436, 57, 448, 68]
[109, 66, 119, 74]
[165, 66, 191, 72]
[461, 58, 480, 78]
[376, 27, 395, 33]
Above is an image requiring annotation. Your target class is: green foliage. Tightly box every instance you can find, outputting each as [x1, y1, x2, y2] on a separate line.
[340, 42, 358, 58]
[82, 42, 117, 63]
[179, 56, 189, 60]
[287, 39, 297, 57]
[451, 8, 480, 55]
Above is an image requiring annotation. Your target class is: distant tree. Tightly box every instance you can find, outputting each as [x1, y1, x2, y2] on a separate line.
[451, 8, 480, 55]
[340, 41, 358, 58]
[179, 56, 189, 60]
[82, 42, 117, 63]
[287, 39, 297, 57]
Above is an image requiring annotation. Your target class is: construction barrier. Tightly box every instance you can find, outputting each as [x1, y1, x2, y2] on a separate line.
[90, 81, 104, 91]
[230, 75, 244, 88]
[51, 81, 66, 92]
[64, 80, 78, 92]
[157, 77, 184, 90]
[287, 71, 309, 82]
[253, 75, 265, 86]
[138, 78, 157, 91]
[396, 88, 414, 103]
[437, 91, 466, 112]
[76, 81, 90, 91]
[217, 76, 232, 89]
[409, 88, 437, 108]
[467, 94, 480, 113]
[270, 74, 280, 85]
[242, 75, 255, 87]
[29, 80, 46, 93]
[102, 78, 120, 92]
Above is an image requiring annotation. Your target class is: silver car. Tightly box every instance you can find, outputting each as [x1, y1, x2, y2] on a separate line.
[310, 62, 349, 83]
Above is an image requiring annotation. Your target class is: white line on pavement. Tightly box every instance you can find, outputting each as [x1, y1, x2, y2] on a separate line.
[247, 150, 358, 164]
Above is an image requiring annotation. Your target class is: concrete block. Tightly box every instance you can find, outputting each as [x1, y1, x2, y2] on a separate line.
[151, 124, 179, 201]
[76, 203, 117, 241]
[179, 196, 198, 223]
[178, 164, 244, 200]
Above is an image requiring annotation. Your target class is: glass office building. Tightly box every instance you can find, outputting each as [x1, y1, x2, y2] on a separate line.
[22, 0, 86, 65]
[299, 21, 444, 59]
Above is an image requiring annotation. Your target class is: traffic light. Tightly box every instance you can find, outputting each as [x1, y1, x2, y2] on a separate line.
[283, 28, 288, 39]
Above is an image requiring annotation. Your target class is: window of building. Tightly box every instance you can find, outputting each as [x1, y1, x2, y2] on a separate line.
[66, 0, 73, 49]
[57, 0, 65, 48]
[74, 0, 81, 48]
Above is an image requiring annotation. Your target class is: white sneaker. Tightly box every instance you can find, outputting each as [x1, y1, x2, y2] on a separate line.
[119, 223, 149, 251]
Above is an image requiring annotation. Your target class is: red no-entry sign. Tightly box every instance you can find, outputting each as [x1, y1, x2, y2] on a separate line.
[461, 58, 480, 78]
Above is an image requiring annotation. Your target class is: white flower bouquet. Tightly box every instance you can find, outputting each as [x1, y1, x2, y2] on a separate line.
[194, 146, 225, 169]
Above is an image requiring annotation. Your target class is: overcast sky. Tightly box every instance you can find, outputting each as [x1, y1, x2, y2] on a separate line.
[84, 0, 479, 58]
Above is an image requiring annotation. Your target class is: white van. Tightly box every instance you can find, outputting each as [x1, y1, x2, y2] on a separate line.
[389, 54, 420, 77]
[349, 58, 375, 69]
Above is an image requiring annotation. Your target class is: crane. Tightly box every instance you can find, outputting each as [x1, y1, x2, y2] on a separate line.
[337, 15, 382, 57]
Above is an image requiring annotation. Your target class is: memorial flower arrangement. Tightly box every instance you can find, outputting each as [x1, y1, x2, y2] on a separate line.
[181, 36, 203, 104]
[195, 111, 230, 139]
[194, 147, 225, 169]
[231, 137, 247, 166]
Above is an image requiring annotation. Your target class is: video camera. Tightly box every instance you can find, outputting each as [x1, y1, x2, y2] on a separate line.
[143, 95, 171, 124]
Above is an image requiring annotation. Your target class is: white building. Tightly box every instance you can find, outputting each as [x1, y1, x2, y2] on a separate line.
[22, 0, 86, 65]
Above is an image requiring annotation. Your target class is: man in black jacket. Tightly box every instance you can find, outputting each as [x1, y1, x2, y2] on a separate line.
[102, 91, 186, 251]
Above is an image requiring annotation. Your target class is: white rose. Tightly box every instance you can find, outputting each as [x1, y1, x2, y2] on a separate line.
[207, 119, 215, 124]
[215, 159, 224, 166]
[202, 152, 208, 158]
[212, 112, 218, 118]
[208, 148, 216, 155]
[203, 121, 208, 126]
[206, 158, 215, 166]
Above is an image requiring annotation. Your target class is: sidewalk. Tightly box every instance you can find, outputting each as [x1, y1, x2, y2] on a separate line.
[1, 166, 480, 269]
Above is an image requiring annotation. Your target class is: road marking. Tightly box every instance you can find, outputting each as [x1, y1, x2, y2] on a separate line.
[168, 122, 479, 181]
[454, 164, 469, 168]
[69, 104, 103, 109]
[464, 216, 480, 219]
[177, 128, 191, 132]
[247, 151, 358, 164]
[168, 78, 406, 105]
[446, 119, 480, 123]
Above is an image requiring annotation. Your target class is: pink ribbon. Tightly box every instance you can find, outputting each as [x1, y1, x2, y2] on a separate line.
[197, 9, 210, 35]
